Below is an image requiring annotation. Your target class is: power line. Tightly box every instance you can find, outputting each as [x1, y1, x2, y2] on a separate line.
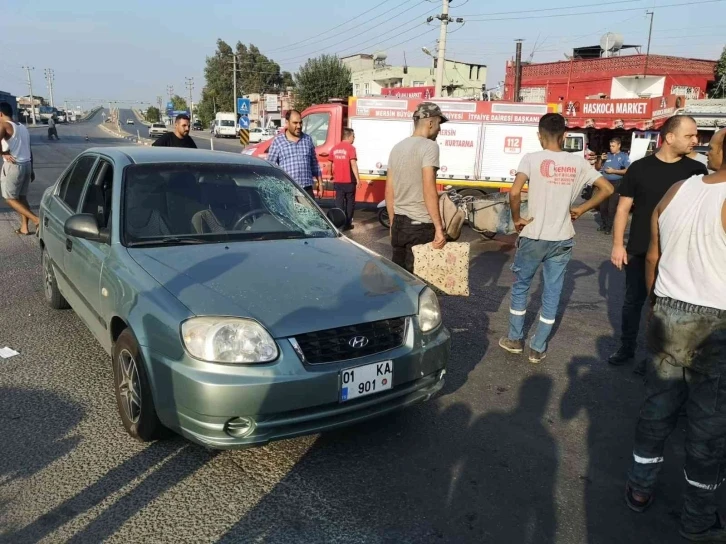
[274, 2, 434, 63]
[265, 0, 401, 53]
[466, 0, 725, 21]
[460, 0, 645, 17]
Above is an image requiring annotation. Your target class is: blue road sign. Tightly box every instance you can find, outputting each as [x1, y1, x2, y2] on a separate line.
[238, 116, 250, 129]
[237, 98, 251, 116]
[166, 102, 174, 110]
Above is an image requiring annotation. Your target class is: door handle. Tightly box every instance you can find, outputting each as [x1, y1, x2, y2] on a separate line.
[65, 239, 73, 252]
[43, 216, 49, 227]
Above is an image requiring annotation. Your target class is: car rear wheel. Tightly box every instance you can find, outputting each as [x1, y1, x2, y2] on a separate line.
[42, 247, 69, 309]
[112, 329, 164, 442]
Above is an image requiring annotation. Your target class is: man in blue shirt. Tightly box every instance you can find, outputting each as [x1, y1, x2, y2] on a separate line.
[267, 110, 322, 197]
[599, 137, 630, 234]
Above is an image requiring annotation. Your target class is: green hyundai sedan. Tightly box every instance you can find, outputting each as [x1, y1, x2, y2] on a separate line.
[38, 147, 451, 449]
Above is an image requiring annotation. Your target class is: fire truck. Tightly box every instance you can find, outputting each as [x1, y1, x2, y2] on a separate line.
[244, 96, 587, 203]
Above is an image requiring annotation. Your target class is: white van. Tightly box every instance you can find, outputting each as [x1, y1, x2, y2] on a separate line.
[214, 112, 237, 138]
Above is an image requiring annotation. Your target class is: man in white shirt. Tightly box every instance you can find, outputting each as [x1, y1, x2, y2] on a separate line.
[625, 128, 726, 542]
[499, 113, 613, 363]
[0, 102, 38, 235]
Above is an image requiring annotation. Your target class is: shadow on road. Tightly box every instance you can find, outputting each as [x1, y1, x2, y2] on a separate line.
[561, 336, 686, 544]
[217, 375, 559, 543]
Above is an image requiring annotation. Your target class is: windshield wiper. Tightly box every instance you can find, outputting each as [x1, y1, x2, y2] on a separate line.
[128, 237, 207, 247]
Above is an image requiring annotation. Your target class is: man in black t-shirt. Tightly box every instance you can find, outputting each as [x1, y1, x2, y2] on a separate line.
[609, 116, 707, 368]
[152, 114, 197, 148]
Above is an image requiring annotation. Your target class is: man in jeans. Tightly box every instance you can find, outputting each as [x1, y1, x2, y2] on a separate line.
[499, 113, 613, 363]
[625, 128, 726, 542]
[385, 102, 447, 273]
[330, 128, 360, 231]
[598, 137, 629, 234]
[609, 116, 707, 370]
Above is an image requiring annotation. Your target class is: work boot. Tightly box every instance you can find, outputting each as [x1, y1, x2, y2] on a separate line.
[498, 337, 524, 354]
[633, 358, 648, 376]
[608, 345, 635, 366]
[680, 513, 726, 542]
[528, 347, 547, 364]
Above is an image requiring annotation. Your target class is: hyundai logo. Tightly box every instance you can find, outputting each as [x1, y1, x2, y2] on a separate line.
[349, 336, 369, 349]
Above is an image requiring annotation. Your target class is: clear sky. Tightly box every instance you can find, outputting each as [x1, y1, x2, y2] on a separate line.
[3, 0, 724, 110]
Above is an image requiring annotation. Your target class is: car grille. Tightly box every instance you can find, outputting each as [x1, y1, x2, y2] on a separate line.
[293, 317, 408, 365]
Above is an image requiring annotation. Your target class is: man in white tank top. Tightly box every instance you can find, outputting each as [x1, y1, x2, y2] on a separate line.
[625, 128, 726, 541]
[0, 101, 38, 235]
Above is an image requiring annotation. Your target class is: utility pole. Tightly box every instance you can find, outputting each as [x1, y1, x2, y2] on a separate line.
[232, 54, 238, 113]
[22, 66, 37, 125]
[44, 68, 55, 107]
[434, 0, 450, 98]
[157, 95, 162, 113]
[644, 10, 654, 77]
[185, 77, 194, 119]
[514, 39, 523, 102]
[167, 85, 174, 101]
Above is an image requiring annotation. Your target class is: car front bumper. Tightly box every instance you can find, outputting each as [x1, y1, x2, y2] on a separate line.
[142, 320, 450, 449]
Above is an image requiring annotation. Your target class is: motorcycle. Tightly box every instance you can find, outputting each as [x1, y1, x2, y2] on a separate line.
[377, 186, 528, 239]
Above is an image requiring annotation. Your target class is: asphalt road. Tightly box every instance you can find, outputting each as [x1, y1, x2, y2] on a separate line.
[116, 109, 243, 153]
[0, 115, 693, 543]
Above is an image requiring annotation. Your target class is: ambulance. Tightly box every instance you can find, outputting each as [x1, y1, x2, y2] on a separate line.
[245, 96, 586, 203]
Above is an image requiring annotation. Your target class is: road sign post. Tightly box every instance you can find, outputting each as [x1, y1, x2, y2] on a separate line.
[237, 98, 251, 116]
[238, 114, 250, 146]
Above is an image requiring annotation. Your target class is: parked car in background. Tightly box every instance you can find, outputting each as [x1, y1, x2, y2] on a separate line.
[248, 127, 267, 143]
[127, 118, 134, 125]
[192, 119, 203, 131]
[148, 123, 167, 138]
[37, 147, 450, 449]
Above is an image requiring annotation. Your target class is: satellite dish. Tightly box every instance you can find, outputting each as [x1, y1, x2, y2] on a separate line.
[600, 32, 624, 52]
[372, 51, 388, 61]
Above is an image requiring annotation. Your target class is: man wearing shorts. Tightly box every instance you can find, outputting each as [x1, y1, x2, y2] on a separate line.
[0, 101, 38, 235]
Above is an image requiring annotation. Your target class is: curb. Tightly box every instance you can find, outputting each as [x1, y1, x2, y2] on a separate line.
[98, 123, 153, 146]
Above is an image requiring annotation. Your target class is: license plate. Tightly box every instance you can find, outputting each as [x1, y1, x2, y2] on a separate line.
[340, 361, 393, 402]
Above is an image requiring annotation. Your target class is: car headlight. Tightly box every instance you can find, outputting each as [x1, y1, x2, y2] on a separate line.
[418, 287, 442, 333]
[181, 317, 278, 364]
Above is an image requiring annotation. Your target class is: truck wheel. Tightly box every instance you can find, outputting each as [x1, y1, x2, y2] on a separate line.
[378, 208, 390, 229]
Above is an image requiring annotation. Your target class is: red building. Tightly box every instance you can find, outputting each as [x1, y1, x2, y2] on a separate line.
[504, 54, 716, 106]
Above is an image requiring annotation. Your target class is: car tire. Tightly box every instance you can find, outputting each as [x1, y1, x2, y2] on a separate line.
[378, 208, 390, 229]
[112, 329, 165, 442]
[42, 247, 69, 310]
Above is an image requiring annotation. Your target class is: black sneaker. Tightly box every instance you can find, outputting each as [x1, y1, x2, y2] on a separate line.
[680, 513, 726, 541]
[608, 346, 635, 366]
[604, 228, 612, 235]
[633, 358, 648, 376]
[624, 482, 653, 513]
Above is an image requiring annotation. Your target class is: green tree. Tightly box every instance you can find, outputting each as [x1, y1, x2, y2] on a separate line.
[293, 55, 351, 111]
[171, 95, 188, 111]
[145, 106, 160, 122]
[196, 39, 294, 126]
[709, 46, 726, 98]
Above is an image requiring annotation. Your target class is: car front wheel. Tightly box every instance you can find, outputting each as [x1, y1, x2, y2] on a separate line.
[42, 247, 69, 309]
[112, 329, 164, 442]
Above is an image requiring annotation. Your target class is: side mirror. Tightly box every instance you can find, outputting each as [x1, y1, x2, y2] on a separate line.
[327, 208, 347, 229]
[64, 214, 110, 244]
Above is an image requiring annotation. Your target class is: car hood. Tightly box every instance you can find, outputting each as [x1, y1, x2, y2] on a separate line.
[127, 237, 424, 338]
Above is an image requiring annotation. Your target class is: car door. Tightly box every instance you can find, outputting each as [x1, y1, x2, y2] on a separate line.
[63, 157, 114, 343]
[43, 154, 98, 297]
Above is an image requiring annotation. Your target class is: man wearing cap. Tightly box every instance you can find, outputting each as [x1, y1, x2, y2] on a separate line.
[385, 102, 448, 273]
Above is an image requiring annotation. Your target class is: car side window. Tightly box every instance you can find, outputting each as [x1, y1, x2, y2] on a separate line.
[59, 155, 97, 211]
[81, 159, 113, 228]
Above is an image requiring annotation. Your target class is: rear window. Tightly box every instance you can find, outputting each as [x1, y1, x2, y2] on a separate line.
[221, 120, 235, 127]
[152, 123, 166, 128]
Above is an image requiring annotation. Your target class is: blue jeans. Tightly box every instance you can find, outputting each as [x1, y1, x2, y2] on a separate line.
[507, 237, 574, 353]
[628, 297, 726, 534]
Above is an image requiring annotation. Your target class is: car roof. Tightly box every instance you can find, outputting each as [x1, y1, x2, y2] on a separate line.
[82, 146, 269, 166]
